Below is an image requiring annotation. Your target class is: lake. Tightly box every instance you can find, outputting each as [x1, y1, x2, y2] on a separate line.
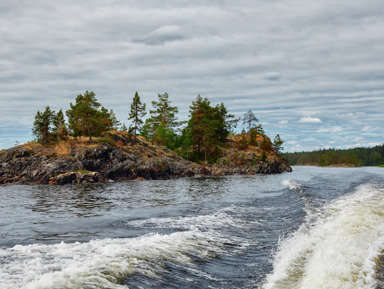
[1, 166, 384, 288]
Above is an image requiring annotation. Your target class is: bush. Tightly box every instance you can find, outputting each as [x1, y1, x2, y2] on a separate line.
[96, 138, 116, 145]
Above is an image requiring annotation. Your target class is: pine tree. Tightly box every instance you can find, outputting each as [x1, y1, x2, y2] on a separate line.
[143, 92, 179, 146]
[273, 134, 284, 154]
[243, 109, 258, 132]
[120, 123, 128, 132]
[260, 136, 273, 152]
[214, 102, 239, 143]
[100, 107, 121, 131]
[32, 106, 55, 144]
[52, 109, 68, 140]
[150, 92, 179, 130]
[186, 96, 217, 161]
[66, 91, 108, 142]
[183, 96, 239, 162]
[128, 92, 146, 135]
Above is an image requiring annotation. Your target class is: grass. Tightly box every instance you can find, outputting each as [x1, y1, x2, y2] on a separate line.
[379, 165, 384, 168]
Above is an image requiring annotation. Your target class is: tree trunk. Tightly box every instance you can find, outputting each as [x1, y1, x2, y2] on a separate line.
[88, 126, 92, 142]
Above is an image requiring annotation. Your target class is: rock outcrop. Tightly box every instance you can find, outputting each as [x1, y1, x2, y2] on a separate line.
[0, 131, 291, 185]
[209, 135, 292, 175]
[0, 132, 208, 185]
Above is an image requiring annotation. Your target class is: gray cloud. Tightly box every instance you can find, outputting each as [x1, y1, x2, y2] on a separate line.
[0, 0, 383, 151]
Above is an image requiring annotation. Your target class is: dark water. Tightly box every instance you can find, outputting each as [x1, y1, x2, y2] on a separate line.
[1, 167, 384, 288]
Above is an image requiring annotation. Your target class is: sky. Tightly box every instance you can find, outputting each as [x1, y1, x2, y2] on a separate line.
[1, 0, 383, 152]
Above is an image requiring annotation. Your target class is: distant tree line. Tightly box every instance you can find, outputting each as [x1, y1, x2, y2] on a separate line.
[282, 145, 384, 167]
[32, 90, 284, 163]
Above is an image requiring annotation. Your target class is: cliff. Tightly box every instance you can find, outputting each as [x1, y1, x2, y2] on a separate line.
[209, 134, 292, 175]
[0, 131, 291, 185]
[0, 132, 208, 185]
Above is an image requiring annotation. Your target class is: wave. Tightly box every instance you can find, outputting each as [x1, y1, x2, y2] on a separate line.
[127, 206, 257, 232]
[261, 182, 384, 289]
[0, 229, 228, 289]
[281, 179, 302, 191]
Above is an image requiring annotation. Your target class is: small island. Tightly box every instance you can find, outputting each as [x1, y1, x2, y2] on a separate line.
[0, 91, 291, 185]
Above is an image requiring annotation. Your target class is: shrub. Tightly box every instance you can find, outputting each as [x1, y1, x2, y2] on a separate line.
[96, 138, 116, 145]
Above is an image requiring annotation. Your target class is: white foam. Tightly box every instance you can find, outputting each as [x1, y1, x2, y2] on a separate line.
[128, 207, 257, 232]
[282, 179, 301, 191]
[0, 230, 227, 289]
[262, 183, 384, 289]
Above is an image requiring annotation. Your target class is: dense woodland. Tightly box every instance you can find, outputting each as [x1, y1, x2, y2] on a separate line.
[283, 145, 384, 167]
[32, 91, 284, 164]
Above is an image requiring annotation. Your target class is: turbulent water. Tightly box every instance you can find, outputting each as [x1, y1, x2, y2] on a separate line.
[1, 167, 384, 289]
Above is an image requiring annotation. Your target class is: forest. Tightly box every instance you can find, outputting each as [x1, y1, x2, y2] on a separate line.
[282, 145, 384, 167]
[31, 91, 284, 164]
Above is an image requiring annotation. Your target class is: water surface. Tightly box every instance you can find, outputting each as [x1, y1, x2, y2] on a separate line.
[1, 167, 384, 288]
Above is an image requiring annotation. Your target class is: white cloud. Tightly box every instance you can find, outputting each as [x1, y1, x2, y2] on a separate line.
[279, 120, 288, 124]
[317, 126, 343, 133]
[361, 126, 380, 132]
[299, 117, 322, 124]
[136, 25, 184, 45]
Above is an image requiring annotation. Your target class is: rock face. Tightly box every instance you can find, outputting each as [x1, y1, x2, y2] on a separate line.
[0, 132, 208, 185]
[208, 139, 292, 175]
[0, 131, 291, 185]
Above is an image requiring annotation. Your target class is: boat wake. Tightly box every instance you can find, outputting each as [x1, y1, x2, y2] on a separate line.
[262, 182, 384, 289]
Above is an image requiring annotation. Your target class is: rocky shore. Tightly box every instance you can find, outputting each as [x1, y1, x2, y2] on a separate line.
[0, 132, 291, 185]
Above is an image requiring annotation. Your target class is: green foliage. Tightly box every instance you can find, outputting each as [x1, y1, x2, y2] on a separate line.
[260, 136, 273, 152]
[239, 134, 249, 150]
[149, 92, 179, 130]
[66, 91, 115, 141]
[261, 152, 267, 162]
[251, 157, 259, 165]
[273, 134, 284, 154]
[182, 95, 238, 162]
[120, 123, 128, 132]
[71, 168, 88, 174]
[32, 106, 68, 144]
[142, 92, 180, 149]
[214, 102, 239, 144]
[32, 106, 55, 144]
[52, 109, 68, 141]
[249, 124, 264, 146]
[95, 137, 116, 145]
[283, 145, 384, 167]
[101, 108, 121, 130]
[128, 91, 146, 135]
[153, 122, 178, 150]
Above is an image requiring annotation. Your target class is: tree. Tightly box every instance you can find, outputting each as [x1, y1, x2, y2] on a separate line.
[143, 92, 180, 146]
[183, 96, 238, 162]
[243, 109, 258, 132]
[150, 92, 179, 130]
[66, 91, 111, 142]
[214, 102, 239, 144]
[260, 136, 273, 152]
[100, 107, 120, 131]
[185, 96, 218, 161]
[272, 134, 284, 154]
[128, 92, 146, 135]
[32, 106, 55, 144]
[52, 109, 68, 140]
[249, 124, 265, 146]
[120, 123, 128, 132]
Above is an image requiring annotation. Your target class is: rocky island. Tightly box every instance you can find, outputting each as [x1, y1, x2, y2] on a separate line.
[0, 131, 291, 185]
[0, 91, 292, 185]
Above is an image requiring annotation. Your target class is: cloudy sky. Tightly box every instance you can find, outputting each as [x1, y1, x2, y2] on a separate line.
[1, 0, 383, 152]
